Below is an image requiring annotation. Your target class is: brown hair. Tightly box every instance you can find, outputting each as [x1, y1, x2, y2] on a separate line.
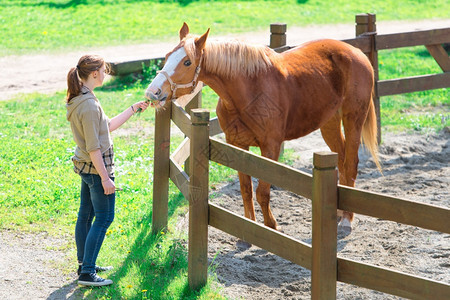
[66, 55, 105, 102]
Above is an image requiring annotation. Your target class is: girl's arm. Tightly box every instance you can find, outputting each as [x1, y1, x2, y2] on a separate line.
[109, 101, 149, 132]
[89, 149, 115, 195]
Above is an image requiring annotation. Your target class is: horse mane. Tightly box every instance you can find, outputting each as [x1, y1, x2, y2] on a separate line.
[184, 38, 273, 78]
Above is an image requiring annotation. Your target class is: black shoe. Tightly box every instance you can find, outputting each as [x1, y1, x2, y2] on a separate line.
[78, 273, 113, 287]
[78, 265, 113, 276]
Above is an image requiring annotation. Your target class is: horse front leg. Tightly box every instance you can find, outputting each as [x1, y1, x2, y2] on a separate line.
[256, 141, 282, 230]
[256, 180, 278, 230]
[238, 171, 255, 221]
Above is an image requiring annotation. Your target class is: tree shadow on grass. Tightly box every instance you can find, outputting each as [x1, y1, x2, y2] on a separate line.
[3, 0, 200, 8]
[1, 0, 88, 8]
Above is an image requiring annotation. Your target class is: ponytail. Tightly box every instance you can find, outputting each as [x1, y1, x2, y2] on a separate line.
[66, 54, 105, 103]
[66, 67, 82, 102]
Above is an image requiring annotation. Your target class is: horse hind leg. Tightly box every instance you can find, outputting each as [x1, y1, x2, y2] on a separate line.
[320, 113, 346, 177]
[335, 109, 369, 235]
[319, 113, 354, 234]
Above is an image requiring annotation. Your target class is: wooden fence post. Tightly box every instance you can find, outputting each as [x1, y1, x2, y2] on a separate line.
[269, 23, 287, 158]
[356, 13, 381, 144]
[312, 152, 338, 300]
[152, 104, 172, 235]
[184, 87, 203, 176]
[188, 109, 210, 290]
[185, 86, 202, 114]
[270, 23, 287, 49]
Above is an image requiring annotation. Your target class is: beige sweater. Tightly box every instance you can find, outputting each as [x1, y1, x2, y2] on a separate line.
[66, 86, 114, 175]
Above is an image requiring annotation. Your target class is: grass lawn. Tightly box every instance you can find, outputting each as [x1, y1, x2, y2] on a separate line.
[0, 0, 449, 55]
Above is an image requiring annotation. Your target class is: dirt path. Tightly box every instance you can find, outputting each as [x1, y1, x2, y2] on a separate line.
[0, 231, 80, 299]
[1, 19, 449, 101]
[1, 19, 449, 299]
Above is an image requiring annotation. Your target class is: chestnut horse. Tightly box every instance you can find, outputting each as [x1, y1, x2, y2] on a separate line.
[146, 23, 381, 234]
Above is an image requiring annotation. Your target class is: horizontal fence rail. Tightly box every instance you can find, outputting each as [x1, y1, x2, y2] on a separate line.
[337, 257, 450, 299]
[209, 203, 313, 269]
[339, 185, 450, 234]
[376, 28, 450, 50]
[377, 72, 450, 96]
[210, 138, 313, 199]
[107, 57, 164, 76]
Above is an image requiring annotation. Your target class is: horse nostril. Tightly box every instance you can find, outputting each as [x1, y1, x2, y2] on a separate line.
[155, 88, 162, 96]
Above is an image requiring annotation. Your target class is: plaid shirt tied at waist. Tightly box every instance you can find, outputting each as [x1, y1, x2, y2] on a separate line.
[72, 146, 115, 177]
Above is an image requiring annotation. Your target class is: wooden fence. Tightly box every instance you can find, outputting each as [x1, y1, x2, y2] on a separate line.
[145, 14, 450, 299]
[152, 94, 450, 298]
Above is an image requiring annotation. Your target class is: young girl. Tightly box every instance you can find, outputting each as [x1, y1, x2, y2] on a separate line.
[66, 55, 149, 286]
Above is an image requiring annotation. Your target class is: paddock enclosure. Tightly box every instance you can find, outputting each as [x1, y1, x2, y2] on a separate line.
[110, 14, 450, 299]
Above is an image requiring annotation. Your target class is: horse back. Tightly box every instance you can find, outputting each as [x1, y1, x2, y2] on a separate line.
[273, 39, 374, 139]
[280, 39, 373, 85]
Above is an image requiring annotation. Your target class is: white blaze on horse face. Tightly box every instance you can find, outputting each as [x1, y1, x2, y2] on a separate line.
[146, 47, 187, 100]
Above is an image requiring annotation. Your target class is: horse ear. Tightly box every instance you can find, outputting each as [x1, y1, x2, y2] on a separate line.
[195, 28, 210, 52]
[179, 22, 189, 40]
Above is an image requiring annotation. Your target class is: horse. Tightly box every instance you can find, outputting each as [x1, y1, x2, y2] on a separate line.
[145, 23, 381, 234]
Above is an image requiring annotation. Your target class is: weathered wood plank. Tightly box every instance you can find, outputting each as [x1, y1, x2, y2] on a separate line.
[188, 110, 210, 290]
[209, 117, 223, 136]
[210, 138, 313, 199]
[311, 152, 338, 299]
[209, 203, 312, 269]
[170, 137, 190, 166]
[273, 45, 292, 53]
[426, 44, 450, 72]
[338, 185, 450, 234]
[152, 103, 172, 235]
[377, 73, 450, 96]
[171, 101, 192, 137]
[107, 57, 164, 76]
[338, 257, 450, 300]
[178, 83, 203, 111]
[343, 36, 372, 53]
[376, 28, 450, 50]
[169, 158, 189, 198]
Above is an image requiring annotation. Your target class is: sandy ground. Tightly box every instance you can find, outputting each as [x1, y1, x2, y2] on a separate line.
[207, 129, 450, 300]
[0, 19, 449, 299]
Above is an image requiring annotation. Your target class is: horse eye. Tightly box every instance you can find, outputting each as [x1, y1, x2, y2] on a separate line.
[184, 59, 191, 66]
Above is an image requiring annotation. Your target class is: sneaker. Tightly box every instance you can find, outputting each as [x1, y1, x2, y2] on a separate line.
[78, 273, 113, 287]
[77, 265, 113, 276]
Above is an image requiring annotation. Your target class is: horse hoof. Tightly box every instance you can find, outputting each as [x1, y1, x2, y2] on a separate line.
[337, 218, 352, 236]
[236, 239, 252, 251]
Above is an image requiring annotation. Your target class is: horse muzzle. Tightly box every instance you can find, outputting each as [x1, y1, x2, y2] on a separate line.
[145, 86, 168, 108]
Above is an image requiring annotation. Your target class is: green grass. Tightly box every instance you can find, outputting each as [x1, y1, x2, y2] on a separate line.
[0, 85, 231, 298]
[1, 0, 449, 55]
[378, 46, 449, 133]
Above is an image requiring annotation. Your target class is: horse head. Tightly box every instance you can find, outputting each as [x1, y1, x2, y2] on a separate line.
[145, 23, 209, 109]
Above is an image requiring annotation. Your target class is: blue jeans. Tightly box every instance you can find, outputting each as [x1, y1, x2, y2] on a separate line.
[75, 173, 115, 274]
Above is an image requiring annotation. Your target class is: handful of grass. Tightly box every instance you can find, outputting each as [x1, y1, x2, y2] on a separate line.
[136, 99, 151, 113]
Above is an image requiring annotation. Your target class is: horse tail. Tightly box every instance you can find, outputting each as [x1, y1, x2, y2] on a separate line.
[361, 93, 382, 173]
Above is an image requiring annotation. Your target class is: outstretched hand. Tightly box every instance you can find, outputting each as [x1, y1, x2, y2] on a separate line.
[134, 101, 150, 113]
